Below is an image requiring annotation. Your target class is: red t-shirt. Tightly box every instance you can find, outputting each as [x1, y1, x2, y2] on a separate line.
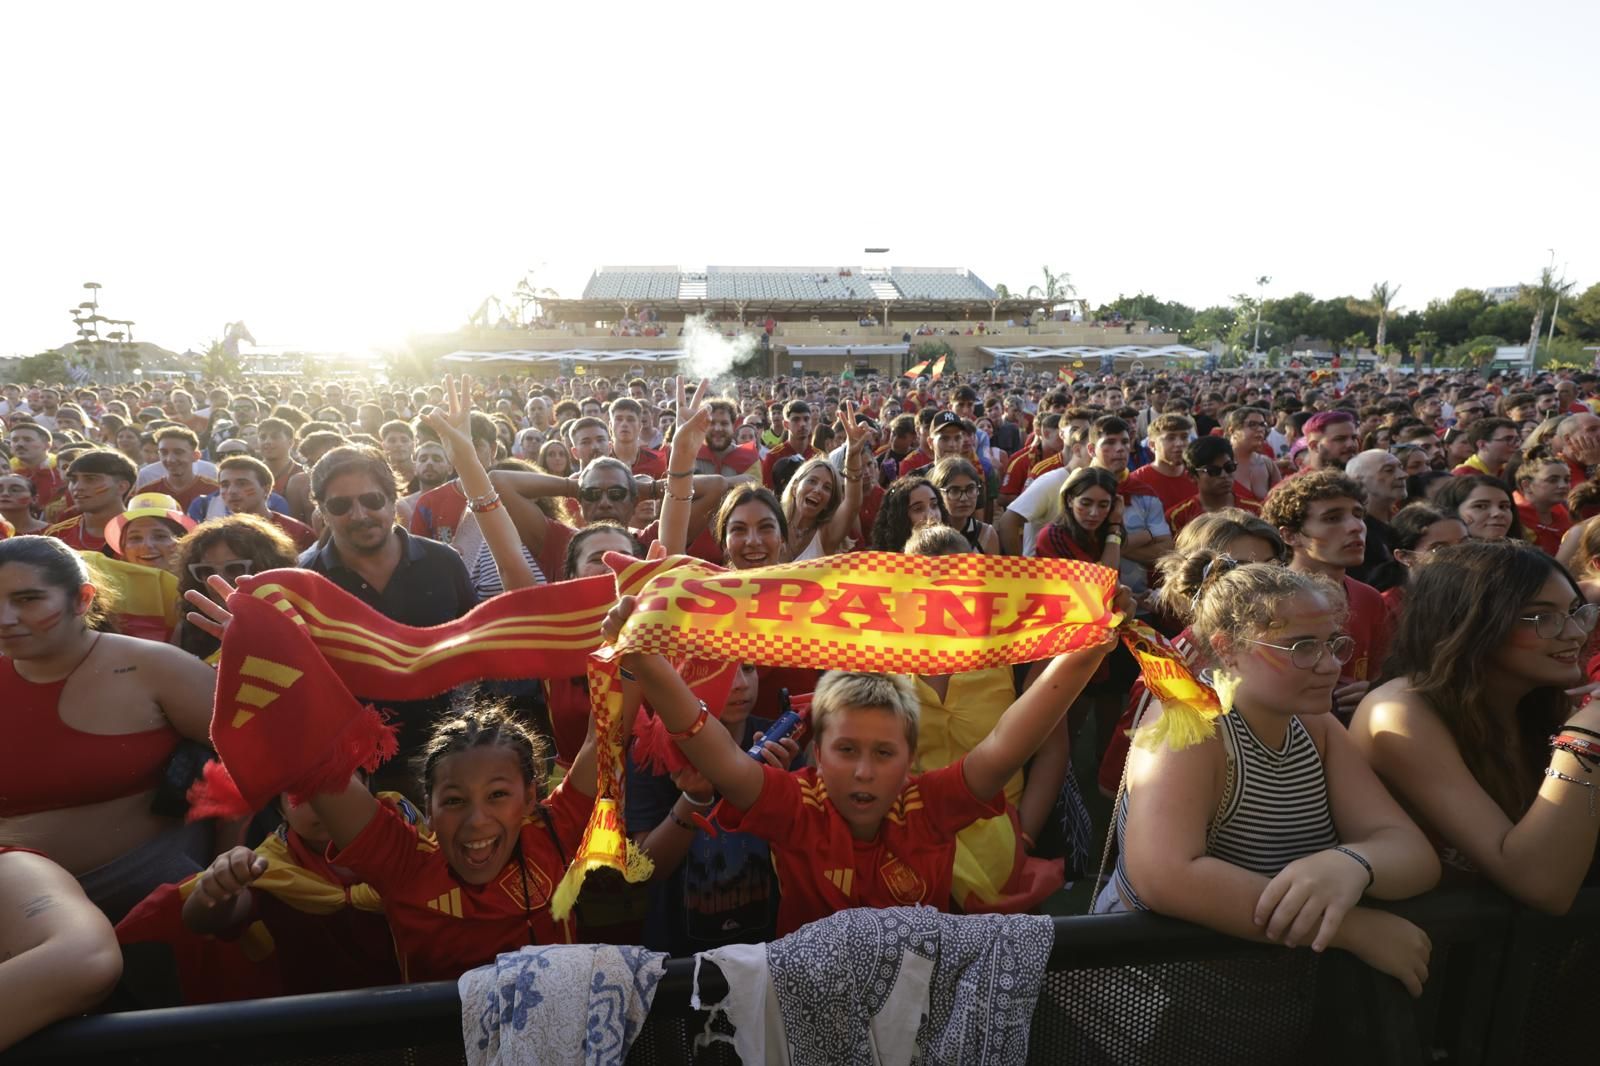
[1128, 464, 1198, 513]
[12, 460, 64, 509]
[271, 460, 305, 498]
[1165, 488, 1262, 533]
[625, 447, 666, 479]
[43, 516, 107, 552]
[718, 758, 1003, 936]
[1515, 493, 1571, 556]
[267, 511, 318, 552]
[760, 442, 819, 487]
[329, 783, 592, 983]
[1001, 451, 1035, 497]
[896, 451, 933, 478]
[409, 483, 467, 544]
[1343, 576, 1390, 685]
[695, 442, 760, 479]
[141, 476, 220, 511]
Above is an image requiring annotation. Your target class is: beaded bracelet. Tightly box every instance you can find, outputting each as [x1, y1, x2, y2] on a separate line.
[668, 701, 710, 741]
[1331, 846, 1375, 890]
[466, 490, 501, 513]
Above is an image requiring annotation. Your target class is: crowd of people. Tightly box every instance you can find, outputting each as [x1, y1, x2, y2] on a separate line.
[1, 360, 1598, 1050]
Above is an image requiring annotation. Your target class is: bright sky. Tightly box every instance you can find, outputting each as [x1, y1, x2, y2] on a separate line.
[3, 0, 1594, 357]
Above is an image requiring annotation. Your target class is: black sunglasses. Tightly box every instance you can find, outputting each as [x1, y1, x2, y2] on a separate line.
[322, 491, 390, 516]
[188, 559, 253, 583]
[1192, 461, 1238, 477]
[579, 485, 632, 504]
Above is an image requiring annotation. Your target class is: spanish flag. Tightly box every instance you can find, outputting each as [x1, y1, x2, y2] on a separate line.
[904, 359, 931, 378]
[82, 553, 181, 643]
[930, 354, 948, 379]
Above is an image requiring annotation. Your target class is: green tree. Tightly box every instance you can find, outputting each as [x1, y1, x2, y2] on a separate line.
[2, 350, 69, 384]
[1342, 331, 1371, 355]
[1025, 266, 1076, 316]
[1421, 288, 1490, 348]
[993, 283, 1012, 301]
[1521, 266, 1576, 361]
[1410, 329, 1438, 365]
[1183, 305, 1237, 346]
[1563, 282, 1600, 341]
[200, 339, 240, 379]
[1347, 281, 1403, 351]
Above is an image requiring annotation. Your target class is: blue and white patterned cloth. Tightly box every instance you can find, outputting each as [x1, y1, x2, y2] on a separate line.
[695, 906, 1054, 1065]
[459, 944, 667, 1066]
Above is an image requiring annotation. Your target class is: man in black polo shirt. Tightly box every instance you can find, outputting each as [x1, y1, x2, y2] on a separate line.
[299, 445, 476, 791]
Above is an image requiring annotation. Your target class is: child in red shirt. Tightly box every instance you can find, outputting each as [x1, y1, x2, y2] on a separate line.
[303, 707, 601, 983]
[607, 593, 1120, 934]
[180, 784, 408, 994]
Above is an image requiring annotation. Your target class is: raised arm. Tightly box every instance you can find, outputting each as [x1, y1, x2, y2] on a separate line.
[488, 468, 578, 556]
[961, 595, 1128, 800]
[658, 377, 711, 556]
[422, 374, 536, 590]
[820, 402, 868, 552]
[603, 597, 767, 811]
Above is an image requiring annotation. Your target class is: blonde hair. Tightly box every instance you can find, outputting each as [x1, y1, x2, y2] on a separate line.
[811, 671, 920, 751]
[1155, 548, 1345, 658]
[780, 457, 845, 527]
[1174, 508, 1289, 561]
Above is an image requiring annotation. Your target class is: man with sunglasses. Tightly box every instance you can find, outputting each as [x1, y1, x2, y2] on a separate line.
[299, 445, 475, 632]
[1165, 437, 1261, 534]
[1261, 470, 1391, 720]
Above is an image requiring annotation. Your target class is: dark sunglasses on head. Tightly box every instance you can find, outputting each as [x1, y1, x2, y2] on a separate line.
[579, 485, 632, 504]
[1192, 461, 1238, 477]
[188, 559, 253, 583]
[322, 491, 389, 516]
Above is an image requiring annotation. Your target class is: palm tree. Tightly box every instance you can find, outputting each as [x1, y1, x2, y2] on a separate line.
[993, 283, 1011, 300]
[1025, 266, 1075, 318]
[1348, 281, 1402, 351]
[1521, 266, 1575, 362]
[1411, 329, 1437, 366]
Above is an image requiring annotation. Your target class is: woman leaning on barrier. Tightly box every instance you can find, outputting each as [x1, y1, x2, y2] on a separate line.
[1101, 549, 1440, 996]
[1352, 539, 1600, 914]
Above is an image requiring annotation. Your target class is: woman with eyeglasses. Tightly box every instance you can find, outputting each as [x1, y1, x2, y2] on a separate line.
[1363, 504, 1467, 622]
[1353, 540, 1600, 913]
[1103, 547, 1439, 1000]
[170, 514, 299, 660]
[0, 535, 221, 923]
[931, 457, 998, 554]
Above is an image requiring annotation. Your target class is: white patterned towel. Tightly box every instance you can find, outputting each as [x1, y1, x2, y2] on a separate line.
[694, 906, 1054, 1065]
[459, 944, 668, 1066]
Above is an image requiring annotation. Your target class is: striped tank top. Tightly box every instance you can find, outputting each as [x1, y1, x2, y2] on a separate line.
[1111, 711, 1338, 910]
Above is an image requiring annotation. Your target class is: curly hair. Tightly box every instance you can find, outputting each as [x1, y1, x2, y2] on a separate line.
[870, 475, 947, 552]
[172, 515, 299, 658]
[1261, 469, 1365, 533]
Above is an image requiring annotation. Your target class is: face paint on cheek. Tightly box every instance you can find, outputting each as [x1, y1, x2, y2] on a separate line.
[32, 609, 65, 634]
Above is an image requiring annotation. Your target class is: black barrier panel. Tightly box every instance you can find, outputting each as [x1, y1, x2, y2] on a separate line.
[2, 889, 1592, 1066]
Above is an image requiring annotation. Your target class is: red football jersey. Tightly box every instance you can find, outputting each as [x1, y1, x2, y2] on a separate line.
[719, 758, 1003, 935]
[330, 782, 592, 982]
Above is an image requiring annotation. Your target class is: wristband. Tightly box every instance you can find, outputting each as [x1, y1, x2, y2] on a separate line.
[466, 491, 502, 513]
[667, 809, 697, 831]
[1331, 845, 1375, 891]
[1105, 534, 1123, 546]
[668, 701, 710, 741]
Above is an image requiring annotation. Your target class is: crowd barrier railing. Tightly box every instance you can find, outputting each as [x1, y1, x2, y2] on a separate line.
[3, 886, 1593, 1066]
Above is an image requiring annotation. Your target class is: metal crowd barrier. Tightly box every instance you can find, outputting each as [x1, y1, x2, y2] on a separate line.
[4, 888, 1594, 1065]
